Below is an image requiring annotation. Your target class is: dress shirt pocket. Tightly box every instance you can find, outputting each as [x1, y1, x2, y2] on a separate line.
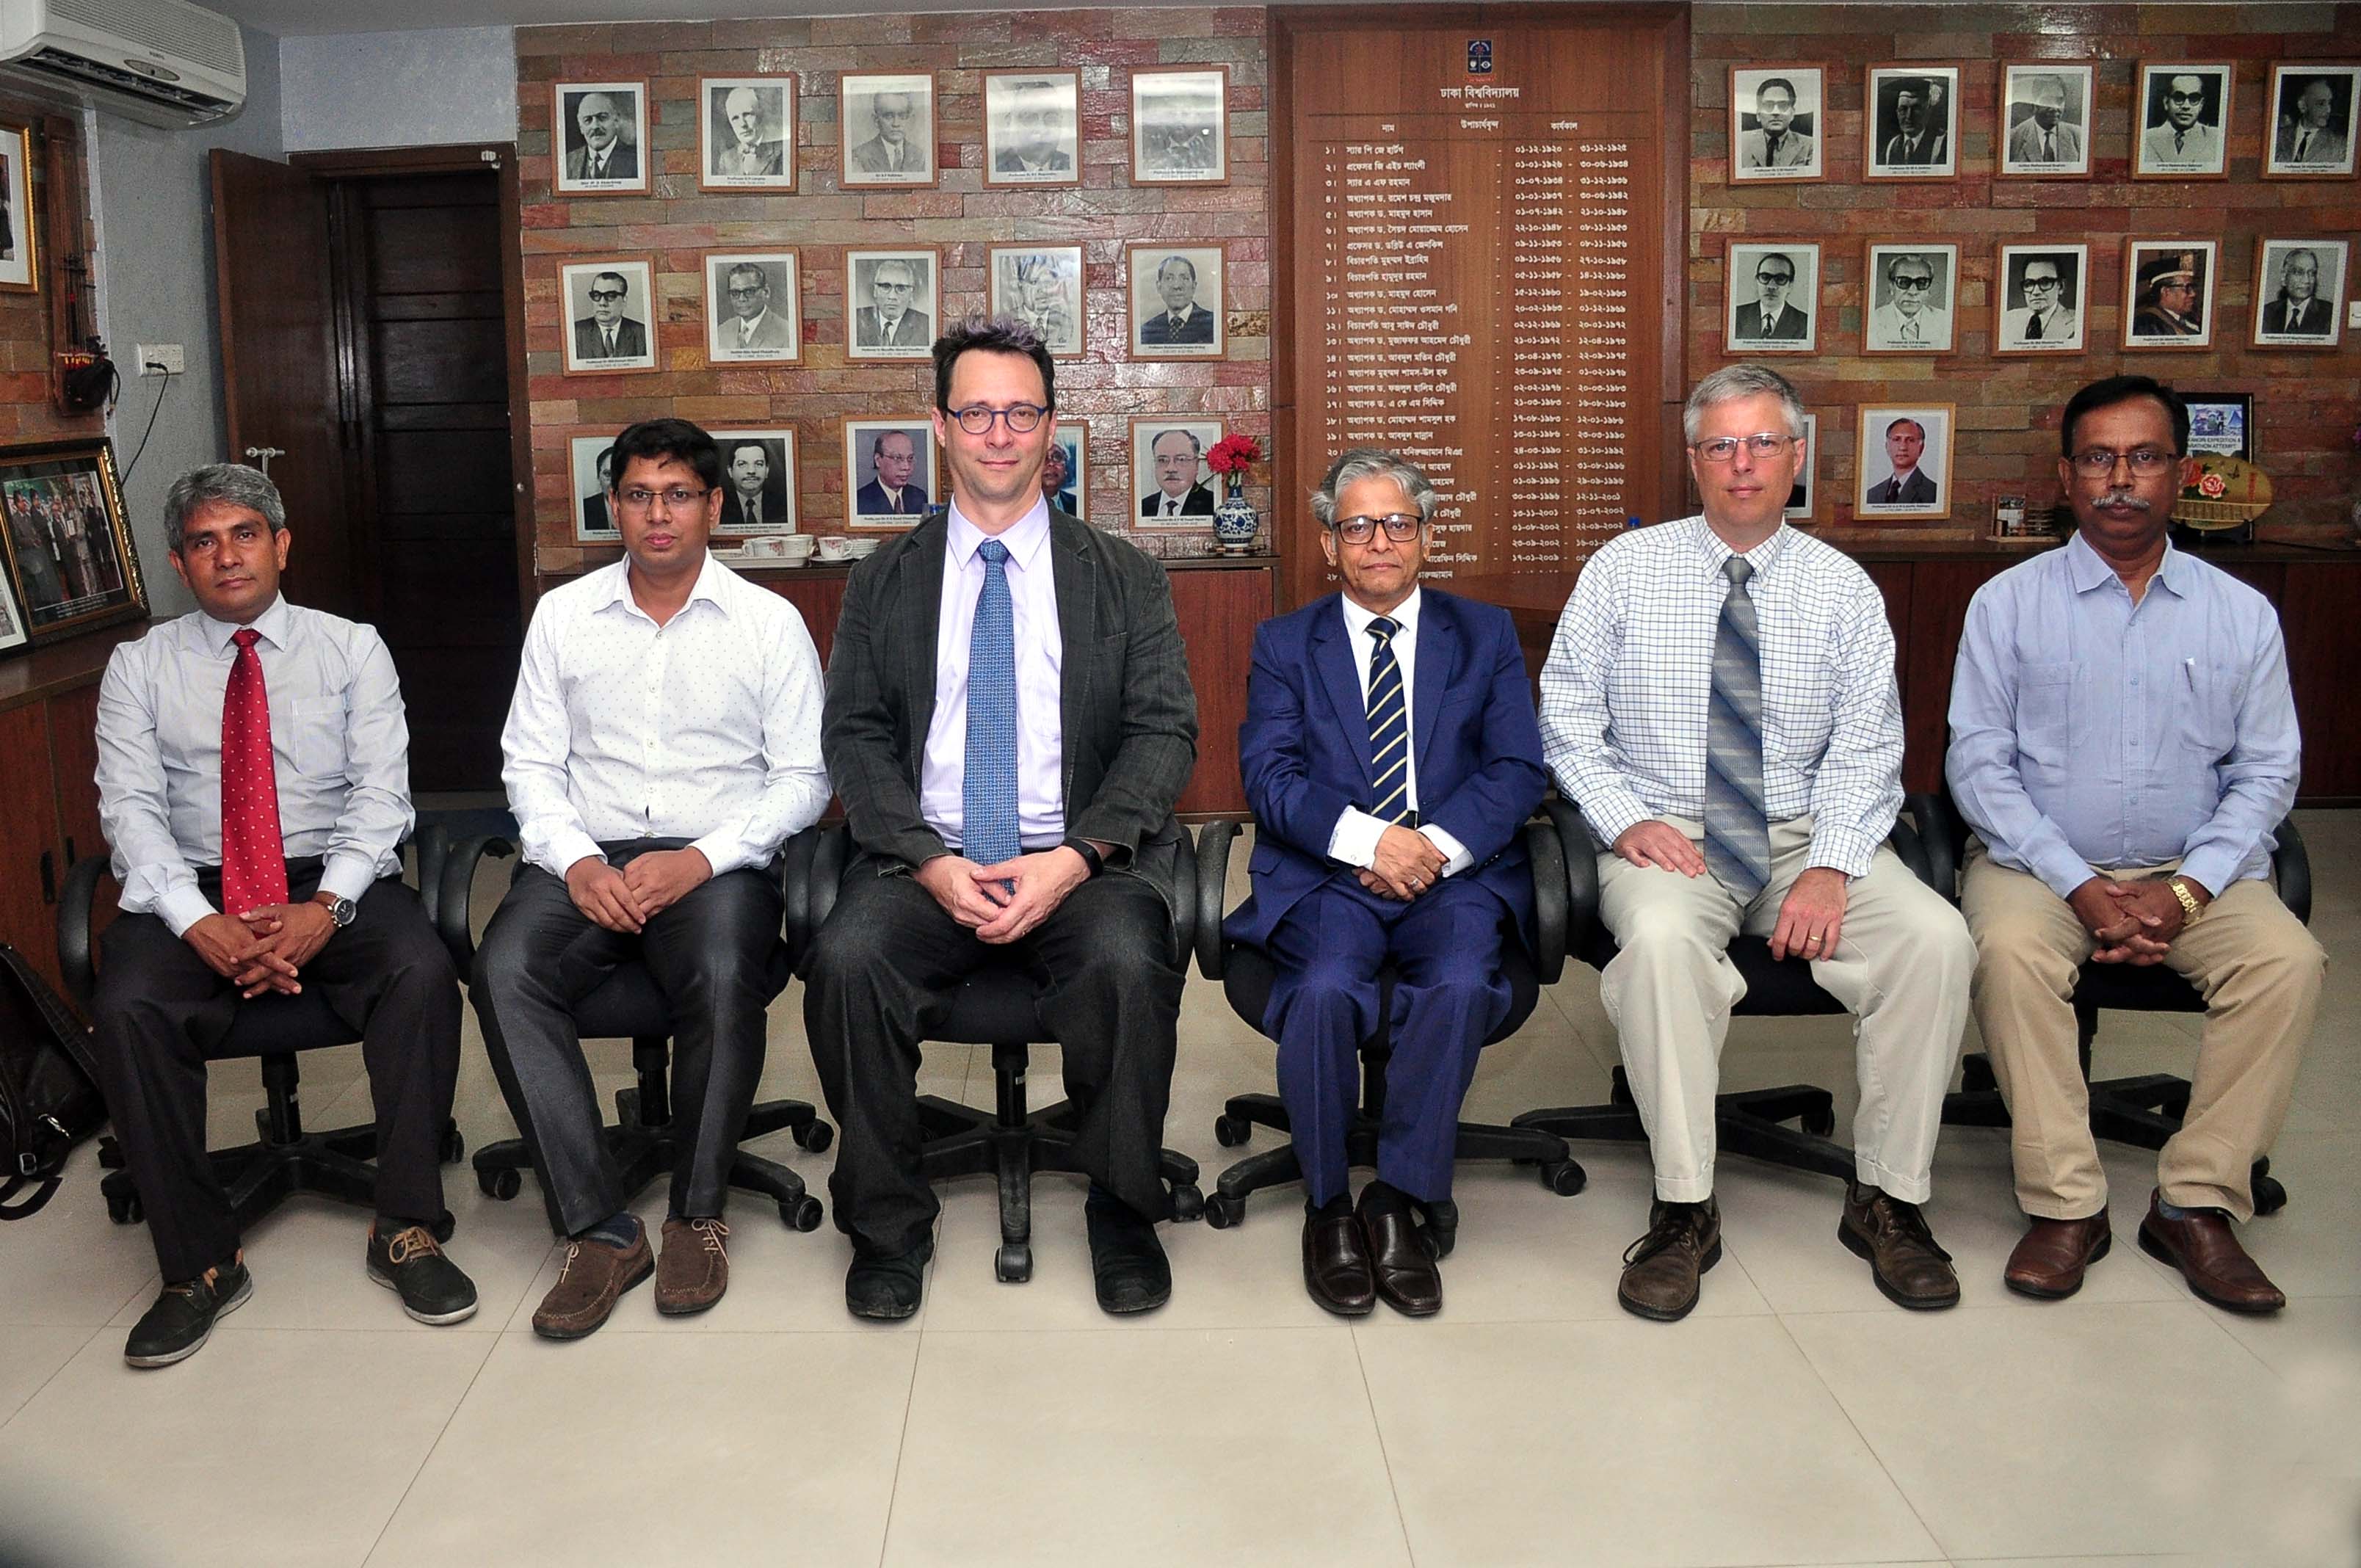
[2177, 662, 2236, 761]
[282, 695, 349, 780]
[2015, 661, 2078, 769]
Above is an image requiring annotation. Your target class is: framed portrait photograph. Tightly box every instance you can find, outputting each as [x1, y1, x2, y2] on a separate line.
[1132, 65, 1227, 185]
[1865, 65, 1960, 181]
[1043, 424, 1087, 522]
[842, 418, 936, 529]
[0, 556, 25, 654]
[2122, 239, 2218, 350]
[839, 73, 935, 188]
[0, 440, 146, 645]
[0, 123, 37, 294]
[2265, 63, 2360, 178]
[1861, 242, 1959, 355]
[1724, 241, 1818, 354]
[2181, 392, 2254, 461]
[708, 429, 799, 552]
[569, 435, 620, 542]
[1131, 416, 1224, 528]
[1993, 243, 2089, 355]
[1729, 66, 1824, 183]
[2251, 237, 2349, 349]
[1128, 242, 1225, 360]
[1854, 405, 1954, 522]
[705, 252, 800, 366]
[984, 70, 1081, 188]
[700, 77, 796, 192]
[988, 244, 1084, 358]
[2134, 62, 2233, 179]
[1784, 413, 1819, 523]
[553, 81, 649, 196]
[559, 259, 659, 375]
[1998, 64, 2095, 178]
[845, 247, 940, 362]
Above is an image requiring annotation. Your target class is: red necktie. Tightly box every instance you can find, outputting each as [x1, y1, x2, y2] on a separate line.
[220, 628, 289, 918]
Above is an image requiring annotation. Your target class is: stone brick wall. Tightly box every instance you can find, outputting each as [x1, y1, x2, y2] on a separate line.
[0, 109, 101, 449]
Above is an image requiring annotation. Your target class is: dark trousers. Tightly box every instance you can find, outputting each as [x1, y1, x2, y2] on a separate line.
[471, 841, 785, 1236]
[1261, 875, 1513, 1206]
[87, 864, 460, 1282]
[803, 865, 1184, 1257]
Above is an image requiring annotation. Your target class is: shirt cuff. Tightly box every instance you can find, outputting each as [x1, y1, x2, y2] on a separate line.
[1576, 789, 1653, 852]
[2173, 847, 2240, 902]
[2029, 843, 2100, 903]
[687, 832, 748, 879]
[157, 884, 218, 939]
[1804, 825, 1882, 880]
[545, 828, 607, 879]
[1327, 807, 1388, 869]
[1419, 824, 1473, 876]
[318, 854, 377, 907]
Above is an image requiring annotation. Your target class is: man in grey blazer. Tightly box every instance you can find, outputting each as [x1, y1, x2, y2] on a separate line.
[2007, 76, 2083, 164]
[805, 316, 1199, 1323]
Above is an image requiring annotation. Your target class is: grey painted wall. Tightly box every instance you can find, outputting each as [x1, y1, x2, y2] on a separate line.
[280, 27, 518, 152]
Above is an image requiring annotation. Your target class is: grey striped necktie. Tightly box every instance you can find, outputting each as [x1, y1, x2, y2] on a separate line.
[1704, 556, 1771, 900]
[1365, 616, 1410, 824]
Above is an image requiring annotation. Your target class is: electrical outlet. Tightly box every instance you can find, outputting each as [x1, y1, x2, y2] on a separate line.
[2349, 301, 2361, 330]
[136, 343, 185, 376]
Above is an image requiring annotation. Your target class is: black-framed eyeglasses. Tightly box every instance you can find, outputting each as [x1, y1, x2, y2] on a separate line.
[1332, 514, 1422, 544]
[1890, 275, 1934, 291]
[617, 486, 711, 512]
[2068, 448, 2177, 477]
[2022, 275, 2061, 290]
[587, 289, 625, 302]
[1690, 432, 1796, 464]
[2166, 91, 2205, 104]
[1756, 272, 1793, 286]
[949, 403, 1048, 435]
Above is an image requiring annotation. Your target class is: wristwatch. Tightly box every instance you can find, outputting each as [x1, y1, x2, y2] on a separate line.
[315, 893, 358, 929]
[2166, 878, 2205, 925]
[1061, 837, 1106, 879]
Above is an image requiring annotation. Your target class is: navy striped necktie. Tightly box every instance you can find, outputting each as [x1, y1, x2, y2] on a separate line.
[1366, 617, 1410, 824]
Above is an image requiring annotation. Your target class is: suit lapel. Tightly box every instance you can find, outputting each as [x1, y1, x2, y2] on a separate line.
[1311, 598, 1375, 784]
[900, 519, 947, 785]
[1051, 518, 1098, 804]
[1412, 592, 1456, 785]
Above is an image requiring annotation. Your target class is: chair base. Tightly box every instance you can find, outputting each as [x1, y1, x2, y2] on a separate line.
[1512, 1065, 1857, 1186]
[100, 1109, 463, 1245]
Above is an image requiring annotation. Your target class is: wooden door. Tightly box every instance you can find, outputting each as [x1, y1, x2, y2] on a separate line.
[0, 703, 67, 995]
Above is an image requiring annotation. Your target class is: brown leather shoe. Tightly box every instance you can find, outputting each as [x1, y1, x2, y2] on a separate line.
[1839, 1183, 1960, 1310]
[2003, 1214, 2112, 1300]
[1356, 1185, 1442, 1317]
[655, 1216, 730, 1315]
[2138, 1191, 2285, 1314]
[1617, 1198, 1720, 1322]
[1302, 1208, 1376, 1317]
[532, 1227, 654, 1340]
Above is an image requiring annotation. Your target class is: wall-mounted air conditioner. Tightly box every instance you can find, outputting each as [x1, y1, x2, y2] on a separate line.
[0, 0, 245, 128]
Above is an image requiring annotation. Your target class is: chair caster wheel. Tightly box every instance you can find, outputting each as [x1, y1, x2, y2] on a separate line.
[995, 1243, 1033, 1282]
[1213, 1114, 1251, 1147]
[793, 1119, 834, 1153]
[783, 1195, 824, 1232]
[1204, 1194, 1244, 1229]
[1539, 1159, 1586, 1197]
[432, 1209, 457, 1243]
[1169, 1183, 1205, 1222]
[440, 1126, 465, 1164]
[1802, 1105, 1836, 1137]
[1961, 1055, 1998, 1094]
[2252, 1169, 2287, 1216]
[478, 1166, 522, 1201]
[105, 1190, 142, 1224]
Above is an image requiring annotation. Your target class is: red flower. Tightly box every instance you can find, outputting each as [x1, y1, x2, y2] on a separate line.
[1205, 434, 1263, 478]
[2199, 472, 2227, 499]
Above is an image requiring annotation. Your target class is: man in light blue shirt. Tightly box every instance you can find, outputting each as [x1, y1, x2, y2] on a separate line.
[1946, 374, 2321, 1315]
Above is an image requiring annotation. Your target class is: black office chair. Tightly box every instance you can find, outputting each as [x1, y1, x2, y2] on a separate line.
[440, 829, 832, 1232]
[1909, 790, 2309, 1216]
[1192, 819, 1584, 1259]
[59, 829, 463, 1241]
[805, 824, 1206, 1285]
[1511, 800, 1932, 1182]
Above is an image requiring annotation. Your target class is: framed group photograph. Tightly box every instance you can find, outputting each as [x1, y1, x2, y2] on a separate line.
[553, 81, 649, 196]
[845, 248, 940, 362]
[1132, 66, 1227, 185]
[0, 123, 37, 293]
[0, 440, 145, 645]
[838, 73, 935, 187]
[1131, 417, 1224, 526]
[983, 70, 1081, 187]
[2135, 62, 2233, 179]
[2181, 392, 2254, 461]
[1865, 65, 1959, 180]
[1784, 412, 1819, 522]
[989, 245, 1085, 358]
[2251, 237, 2348, 349]
[700, 77, 796, 191]
[1994, 242, 2089, 355]
[705, 253, 800, 365]
[1729, 67, 1824, 183]
[1128, 242, 1225, 360]
[1998, 64, 2095, 178]
[709, 430, 799, 548]
[2123, 239, 2217, 350]
[2265, 63, 2359, 178]
[1043, 425, 1087, 521]
[1861, 242, 1958, 355]
[569, 436, 620, 542]
[842, 418, 936, 529]
[558, 259, 659, 375]
[1724, 241, 1818, 354]
[1854, 405, 1954, 521]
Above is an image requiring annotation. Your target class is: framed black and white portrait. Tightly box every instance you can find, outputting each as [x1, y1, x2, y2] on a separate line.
[1784, 413, 1819, 523]
[1131, 416, 1224, 528]
[1854, 404, 1954, 521]
[553, 81, 649, 196]
[2122, 239, 2217, 351]
[1729, 66, 1824, 183]
[1861, 242, 1958, 355]
[1993, 243, 2089, 355]
[845, 247, 940, 362]
[2264, 63, 2359, 178]
[1724, 242, 1818, 354]
[989, 245, 1085, 359]
[842, 418, 937, 529]
[1042, 425, 1087, 521]
[708, 430, 799, 549]
[0, 123, 37, 294]
[569, 436, 620, 542]
[2251, 237, 2348, 349]
[1998, 64, 2095, 178]
[1131, 66, 1227, 185]
[1865, 65, 1960, 181]
[838, 73, 935, 189]
[705, 253, 800, 365]
[700, 77, 795, 192]
[984, 70, 1081, 188]
[1128, 242, 1225, 360]
[2134, 62, 2233, 179]
[559, 258, 659, 375]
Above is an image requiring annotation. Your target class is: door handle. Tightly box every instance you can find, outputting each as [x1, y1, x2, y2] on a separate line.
[39, 850, 55, 905]
[243, 446, 286, 476]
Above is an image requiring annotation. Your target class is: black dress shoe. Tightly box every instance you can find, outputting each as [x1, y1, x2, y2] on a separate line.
[1357, 1184, 1441, 1317]
[1302, 1208, 1376, 1317]
[368, 1223, 479, 1326]
[845, 1240, 934, 1322]
[125, 1259, 253, 1368]
[1085, 1186, 1171, 1315]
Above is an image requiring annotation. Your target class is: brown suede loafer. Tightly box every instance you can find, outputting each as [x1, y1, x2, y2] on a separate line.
[2003, 1214, 2113, 1300]
[1356, 1186, 1440, 1317]
[1302, 1209, 1376, 1316]
[2137, 1191, 2285, 1314]
[655, 1216, 730, 1315]
[1839, 1183, 1960, 1310]
[532, 1228, 654, 1340]
[1617, 1198, 1720, 1322]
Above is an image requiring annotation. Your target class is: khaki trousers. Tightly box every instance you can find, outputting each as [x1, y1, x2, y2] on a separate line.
[1595, 815, 1976, 1204]
[1960, 841, 2323, 1222]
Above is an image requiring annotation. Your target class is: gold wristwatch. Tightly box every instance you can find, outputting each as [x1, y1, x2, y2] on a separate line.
[2166, 878, 2204, 924]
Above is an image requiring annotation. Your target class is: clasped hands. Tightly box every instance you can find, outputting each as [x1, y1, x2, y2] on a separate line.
[1611, 819, 1848, 962]
[2070, 874, 2205, 964]
[915, 845, 1095, 943]
[184, 898, 338, 999]
[1358, 824, 1446, 901]
[565, 847, 713, 934]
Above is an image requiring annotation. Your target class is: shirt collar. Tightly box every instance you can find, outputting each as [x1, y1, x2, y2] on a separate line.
[593, 551, 732, 622]
[197, 593, 291, 656]
[1340, 584, 1422, 639]
[1689, 515, 1790, 578]
[2063, 529, 2186, 598]
[948, 496, 1052, 571]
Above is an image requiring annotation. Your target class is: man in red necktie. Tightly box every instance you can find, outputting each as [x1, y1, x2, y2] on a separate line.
[90, 463, 474, 1368]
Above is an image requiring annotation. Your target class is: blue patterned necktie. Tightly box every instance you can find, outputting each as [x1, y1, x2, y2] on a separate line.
[1703, 556, 1771, 900]
[1365, 617, 1411, 824]
[962, 539, 1020, 871]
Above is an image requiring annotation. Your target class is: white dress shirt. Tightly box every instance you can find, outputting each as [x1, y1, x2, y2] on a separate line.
[502, 553, 828, 879]
[95, 595, 412, 936]
[1325, 588, 1473, 876]
[921, 497, 1066, 853]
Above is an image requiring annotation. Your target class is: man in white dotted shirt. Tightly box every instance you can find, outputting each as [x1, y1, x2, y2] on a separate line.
[475, 418, 829, 1340]
[1538, 363, 1975, 1322]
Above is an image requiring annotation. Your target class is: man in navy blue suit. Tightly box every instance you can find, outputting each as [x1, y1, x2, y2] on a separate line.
[1225, 449, 1548, 1318]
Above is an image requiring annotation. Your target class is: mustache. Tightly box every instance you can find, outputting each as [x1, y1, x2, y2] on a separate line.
[2091, 492, 2153, 512]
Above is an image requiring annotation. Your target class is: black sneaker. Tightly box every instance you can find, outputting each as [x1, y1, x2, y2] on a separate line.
[844, 1239, 933, 1322]
[124, 1260, 253, 1368]
[367, 1222, 479, 1326]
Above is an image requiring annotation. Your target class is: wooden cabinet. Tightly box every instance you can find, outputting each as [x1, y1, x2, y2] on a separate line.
[0, 631, 136, 1000]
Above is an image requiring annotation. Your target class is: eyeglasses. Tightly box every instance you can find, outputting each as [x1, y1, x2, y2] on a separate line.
[2166, 91, 2205, 104]
[1890, 275, 1933, 291]
[2068, 448, 2177, 477]
[617, 486, 711, 512]
[1755, 273, 1793, 287]
[587, 289, 625, 303]
[2022, 275, 2061, 290]
[1332, 514, 1422, 544]
[726, 285, 766, 298]
[949, 403, 1048, 435]
[871, 280, 913, 294]
[1690, 433, 1796, 464]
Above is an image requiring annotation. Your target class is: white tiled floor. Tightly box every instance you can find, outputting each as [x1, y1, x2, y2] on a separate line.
[2, 814, 2357, 1567]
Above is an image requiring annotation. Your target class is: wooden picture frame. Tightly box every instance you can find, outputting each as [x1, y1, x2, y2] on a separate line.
[841, 417, 937, 529]
[704, 251, 802, 366]
[2122, 238, 2218, 351]
[1997, 63, 2095, 180]
[989, 244, 1085, 359]
[983, 70, 1082, 189]
[844, 247, 943, 362]
[552, 81, 651, 197]
[1860, 242, 1959, 355]
[1131, 65, 1227, 186]
[1728, 65, 1827, 184]
[1724, 241, 1818, 355]
[569, 435, 620, 542]
[1131, 416, 1225, 528]
[1854, 404, 1955, 522]
[700, 76, 797, 192]
[1783, 412, 1819, 523]
[2263, 62, 2360, 179]
[1127, 241, 1227, 360]
[838, 73, 937, 189]
[1045, 424, 1087, 523]
[0, 123, 38, 294]
[558, 258, 661, 375]
[0, 438, 147, 645]
[1864, 65, 1962, 181]
[2249, 236, 2348, 350]
[1992, 242, 2090, 356]
[708, 429, 800, 554]
[2133, 62, 2234, 181]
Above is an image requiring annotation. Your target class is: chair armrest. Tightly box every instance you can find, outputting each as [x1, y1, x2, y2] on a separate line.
[1523, 817, 1567, 986]
[776, 824, 823, 972]
[1904, 791, 1965, 904]
[413, 821, 449, 931]
[56, 852, 112, 1012]
[1885, 814, 1934, 890]
[2272, 816, 2310, 924]
[1167, 821, 1197, 973]
[436, 835, 514, 975]
[1542, 797, 1600, 950]
[1192, 819, 1238, 981]
[808, 825, 852, 945]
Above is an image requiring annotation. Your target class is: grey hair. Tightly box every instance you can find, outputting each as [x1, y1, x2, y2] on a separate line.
[1310, 448, 1440, 526]
[1683, 364, 1808, 445]
[164, 463, 286, 553]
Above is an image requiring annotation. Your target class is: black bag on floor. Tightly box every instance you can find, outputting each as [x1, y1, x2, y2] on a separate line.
[0, 943, 106, 1220]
